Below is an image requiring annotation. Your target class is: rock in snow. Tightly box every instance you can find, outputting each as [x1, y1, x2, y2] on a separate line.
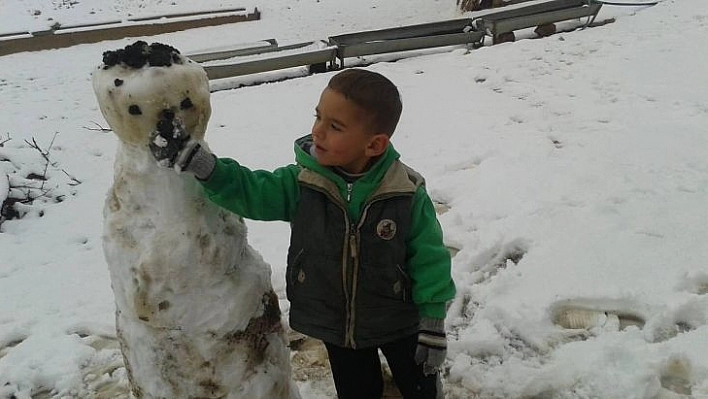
[92, 41, 299, 399]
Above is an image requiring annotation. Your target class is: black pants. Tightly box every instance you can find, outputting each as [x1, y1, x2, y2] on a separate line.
[324, 334, 440, 399]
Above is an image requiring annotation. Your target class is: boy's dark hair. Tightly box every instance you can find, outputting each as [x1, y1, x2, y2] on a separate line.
[327, 68, 402, 137]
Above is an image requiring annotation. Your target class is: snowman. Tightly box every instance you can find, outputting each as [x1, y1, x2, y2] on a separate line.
[92, 41, 298, 399]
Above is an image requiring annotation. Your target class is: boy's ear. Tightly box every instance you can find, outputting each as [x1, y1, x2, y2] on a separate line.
[366, 134, 390, 157]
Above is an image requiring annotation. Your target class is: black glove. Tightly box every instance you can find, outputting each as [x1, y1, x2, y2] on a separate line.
[149, 112, 190, 166]
[414, 317, 447, 376]
[148, 112, 215, 180]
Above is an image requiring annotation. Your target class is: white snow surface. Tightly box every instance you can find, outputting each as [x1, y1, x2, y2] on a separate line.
[1, 0, 708, 398]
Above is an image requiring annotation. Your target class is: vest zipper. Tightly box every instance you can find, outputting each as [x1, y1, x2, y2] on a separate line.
[345, 225, 358, 348]
[344, 182, 356, 347]
[344, 191, 414, 348]
[346, 182, 353, 202]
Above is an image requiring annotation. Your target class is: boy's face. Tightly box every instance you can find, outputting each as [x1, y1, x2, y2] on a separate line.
[311, 88, 388, 174]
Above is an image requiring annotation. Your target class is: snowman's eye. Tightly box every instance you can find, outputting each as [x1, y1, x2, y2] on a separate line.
[128, 105, 142, 115]
[180, 97, 193, 110]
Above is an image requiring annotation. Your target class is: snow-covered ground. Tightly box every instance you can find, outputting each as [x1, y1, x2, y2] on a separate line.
[1, 0, 707, 398]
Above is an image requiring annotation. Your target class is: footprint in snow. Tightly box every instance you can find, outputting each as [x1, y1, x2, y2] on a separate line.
[656, 356, 693, 399]
[552, 303, 645, 332]
[0, 334, 26, 361]
[549, 298, 646, 340]
[471, 238, 529, 282]
[677, 273, 708, 296]
[551, 291, 707, 344]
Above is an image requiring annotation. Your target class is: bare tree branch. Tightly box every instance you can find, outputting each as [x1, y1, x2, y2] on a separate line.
[83, 121, 112, 132]
[0, 134, 10, 147]
[62, 169, 82, 186]
[2, 133, 80, 229]
[24, 132, 61, 191]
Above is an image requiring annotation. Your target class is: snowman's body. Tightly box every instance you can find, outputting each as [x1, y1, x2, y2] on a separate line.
[92, 42, 297, 399]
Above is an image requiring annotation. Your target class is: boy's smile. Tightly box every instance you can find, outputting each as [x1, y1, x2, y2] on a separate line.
[311, 88, 388, 174]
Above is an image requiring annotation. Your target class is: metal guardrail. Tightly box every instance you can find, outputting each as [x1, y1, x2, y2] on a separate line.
[200, 1, 607, 81]
[474, 0, 602, 43]
[203, 46, 337, 79]
[34, 20, 122, 35]
[479, 0, 589, 20]
[188, 40, 329, 63]
[329, 19, 484, 67]
[330, 19, 474, 45]
[25, 7, 250, 35]
[0, 31, 29, 39]
[187, 39, 279, 62]
[332, 31, 484, 63]
[127, 7, 247, 22]
[202, 19, 487, 80]
[1, 0, 611, 83]
[492, 4, 601, 32]
[0, 8, 260, 57]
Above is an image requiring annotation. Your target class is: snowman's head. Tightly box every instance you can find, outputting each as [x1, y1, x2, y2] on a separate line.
[92, 41, 211, 146]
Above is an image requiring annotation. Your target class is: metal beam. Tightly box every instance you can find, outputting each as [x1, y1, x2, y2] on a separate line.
[329, 18, 474, 46]
[0, 31, 29, 39]
[127, 7, 247, 22]
[476, 0, 591, 23]
[0, 9, 260, 57]
[491, 3, 601, 34]
[187, 39, 279, 62]
[328, 19, 482, 66]
[203, 47, 337, 80]
[336, 31, 484, 59]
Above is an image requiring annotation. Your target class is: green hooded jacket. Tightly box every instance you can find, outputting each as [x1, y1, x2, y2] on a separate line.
[199, 135, 455, 319]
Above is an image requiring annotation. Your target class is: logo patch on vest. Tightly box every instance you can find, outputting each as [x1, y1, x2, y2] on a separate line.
[376, 219, 397, 240]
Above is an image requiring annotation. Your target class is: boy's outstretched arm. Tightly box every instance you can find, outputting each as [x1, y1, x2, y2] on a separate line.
[202, 157, 300, 222]
[148, 120, 300, 222]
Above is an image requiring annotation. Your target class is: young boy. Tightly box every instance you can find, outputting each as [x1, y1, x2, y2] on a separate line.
[150, 68, 456, 399]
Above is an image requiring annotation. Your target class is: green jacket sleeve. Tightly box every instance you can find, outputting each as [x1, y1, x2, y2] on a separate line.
[407, 187, 456, 319]
[199, 157, 301, 222]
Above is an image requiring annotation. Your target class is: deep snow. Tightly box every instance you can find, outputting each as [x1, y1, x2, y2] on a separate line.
[1, 0, 707, 398]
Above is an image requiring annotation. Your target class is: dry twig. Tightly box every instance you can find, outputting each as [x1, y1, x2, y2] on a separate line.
[83, 121, 112, 132]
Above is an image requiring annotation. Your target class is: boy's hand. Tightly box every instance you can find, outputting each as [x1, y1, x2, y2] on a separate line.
[148, 114, 215, 180]
[414, 317, 447, 375]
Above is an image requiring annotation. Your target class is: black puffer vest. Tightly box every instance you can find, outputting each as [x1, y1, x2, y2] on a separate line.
[286, 161, 423, 348]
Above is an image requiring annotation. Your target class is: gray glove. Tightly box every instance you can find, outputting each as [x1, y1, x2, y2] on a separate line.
[414, 317, 447, 376]
[148, 112, 215, 180]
